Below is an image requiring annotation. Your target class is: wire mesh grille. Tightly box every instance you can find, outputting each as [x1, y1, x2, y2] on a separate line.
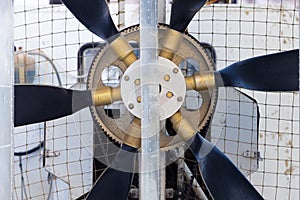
[13, 0, 299, 199]
[188, 1, 299, 199]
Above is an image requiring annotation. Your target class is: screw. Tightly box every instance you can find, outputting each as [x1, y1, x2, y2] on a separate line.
[173, 68, 179, 74]
[163, 74, 170, 82]
[134, 79, 140, 85]
[128, 103, 134, 109]
[124, 75, 130, 81]
[166, 91, 174, 98]
[177, 96, 183, 102]
[137, 96, 141, 103]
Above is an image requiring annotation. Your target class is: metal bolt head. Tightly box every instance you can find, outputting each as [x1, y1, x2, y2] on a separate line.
[128, 103, 134, 109]
[173, 68, 179, 74]
[134, 79, 140, 85]
[124, 75, 130, 81]
[137, 96, 141, 103]
[166, 91, 174, 98]
[177, 96, 183, 102]
[163, 74, 170, 82]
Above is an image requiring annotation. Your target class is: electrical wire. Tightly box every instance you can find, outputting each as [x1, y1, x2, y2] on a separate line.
[27, 51, 62, 86]
[19, 156, 28, 200]
[14, 50, 62, 200]
[47, 172, 54, 200]
[29, 50, 90, 80]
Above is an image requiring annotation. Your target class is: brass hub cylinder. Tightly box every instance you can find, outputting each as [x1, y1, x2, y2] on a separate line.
[93, 86, 121, 106]
[110, 36, 137, 66]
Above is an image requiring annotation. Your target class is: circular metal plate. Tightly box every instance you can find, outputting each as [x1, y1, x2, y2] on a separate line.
[121, 57, 186, 120]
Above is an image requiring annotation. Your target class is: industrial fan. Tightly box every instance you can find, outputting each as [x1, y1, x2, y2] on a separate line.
[14, 0, 299, 199]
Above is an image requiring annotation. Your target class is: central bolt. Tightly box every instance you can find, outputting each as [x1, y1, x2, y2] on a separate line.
[137, 96, 141, 103]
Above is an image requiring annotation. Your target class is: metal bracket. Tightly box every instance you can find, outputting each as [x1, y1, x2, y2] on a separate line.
[242, 150, 262, 160]
[43, 149, 60, 158]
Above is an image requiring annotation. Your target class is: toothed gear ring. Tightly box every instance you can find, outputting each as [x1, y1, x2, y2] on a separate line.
[87, 24, 217, 151]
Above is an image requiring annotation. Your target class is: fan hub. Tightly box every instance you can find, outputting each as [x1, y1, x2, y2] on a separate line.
[88, 25, 217, 151]
[121, 57, 186, 120]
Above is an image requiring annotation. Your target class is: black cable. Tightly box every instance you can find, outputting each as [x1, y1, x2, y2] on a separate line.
[14, 141, 44, 156]
[19, 156, 28, 200]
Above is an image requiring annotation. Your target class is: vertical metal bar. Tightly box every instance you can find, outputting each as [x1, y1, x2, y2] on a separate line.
[160, 152, 166, 199]
[0, 0, 14, 199]
[158, 0, 166, 198]
[139, 0, 160, 199]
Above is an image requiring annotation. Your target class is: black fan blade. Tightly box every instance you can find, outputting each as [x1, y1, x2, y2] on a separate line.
[14, 85, 92, 127]
[87, 144, 137, 200]
[170, 0, 206, 32]
[216, 49, 299, 91]
[61, 0, 118, 40]
[190, 133, 263, 200]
